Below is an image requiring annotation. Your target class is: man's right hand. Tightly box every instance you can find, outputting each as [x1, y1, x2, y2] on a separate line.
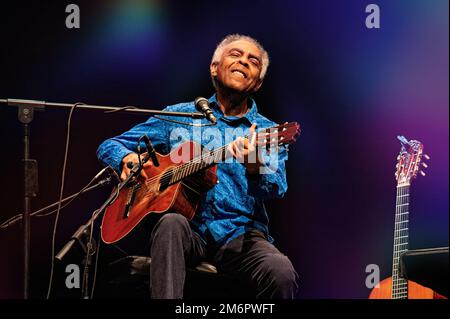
[120, 152, 153, 181]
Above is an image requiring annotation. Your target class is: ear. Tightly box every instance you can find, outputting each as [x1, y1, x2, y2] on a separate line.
[253, 78, 263, 93]
[210, 62, 218, 77]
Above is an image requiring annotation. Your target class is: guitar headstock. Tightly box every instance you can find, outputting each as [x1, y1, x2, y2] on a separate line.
[395, 135, 429, 187]
[256, 122, 301, 150]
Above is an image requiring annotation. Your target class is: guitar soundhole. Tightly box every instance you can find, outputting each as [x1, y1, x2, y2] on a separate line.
[158, 168, 174, 192]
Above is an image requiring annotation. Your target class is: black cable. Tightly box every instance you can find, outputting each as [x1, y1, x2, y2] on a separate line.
[137, 136, 144, 168]
[35, 175, 98, 218]
[104, 105, 138, 113]
[46, 102, 84, 299]
[90, 223, 102, 299]
[153, 115, 217, 127]
[1, 199, 76, 229]
[0, 166, 115, 229]
[0, 171, 110, 229]
[84, 185, 119, 299]
[104, 105, 216, 127]
[81, 208, 98, 299]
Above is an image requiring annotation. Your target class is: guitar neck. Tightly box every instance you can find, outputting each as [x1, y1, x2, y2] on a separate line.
[391, 184, 410, 299]
[166, 121, 300, 185]
[168, 143, 232, 185]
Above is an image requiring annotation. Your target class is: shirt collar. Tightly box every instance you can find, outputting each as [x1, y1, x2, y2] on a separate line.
[208, 93, 258, 125]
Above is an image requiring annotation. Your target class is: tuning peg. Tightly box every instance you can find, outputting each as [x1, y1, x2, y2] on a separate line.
[422, 163, 428, 168]
[420, 171, 426, 176]
[424, 154, 430, 160]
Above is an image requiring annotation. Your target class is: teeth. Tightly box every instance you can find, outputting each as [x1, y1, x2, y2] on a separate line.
[232, 70, 245, 78]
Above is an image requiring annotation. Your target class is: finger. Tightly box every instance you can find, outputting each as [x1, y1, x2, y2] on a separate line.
[245, 138, 256, 152]
[233, 143, 244, 161]
[140, 152, 148, 162]
[141, 162, 152, 179]
[237, 137, 246, 151]
[143, 161, 153, 168]
[121, 170, 127, 181]
[250, 123, 257, 146]
[227, 143, 236, 158]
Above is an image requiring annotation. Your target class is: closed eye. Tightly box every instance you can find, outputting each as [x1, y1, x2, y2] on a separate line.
[250, 58, 260, 67]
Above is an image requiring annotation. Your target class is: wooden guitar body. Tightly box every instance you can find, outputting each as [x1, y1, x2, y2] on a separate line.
[100, 122, 300, 244]
[369, 277, 439, 299]
[101, 140, 218, 244]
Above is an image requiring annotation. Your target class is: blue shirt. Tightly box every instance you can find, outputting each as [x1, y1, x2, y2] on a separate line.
[96, 94, 288, 246]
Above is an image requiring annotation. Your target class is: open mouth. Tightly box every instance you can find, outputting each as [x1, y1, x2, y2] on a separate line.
[231, 69, 247, 78]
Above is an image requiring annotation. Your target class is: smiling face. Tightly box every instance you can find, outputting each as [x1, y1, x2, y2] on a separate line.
[210, 39, 264, 95]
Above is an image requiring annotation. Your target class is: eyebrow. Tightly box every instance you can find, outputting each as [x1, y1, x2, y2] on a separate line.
[228, 48, 261, 63]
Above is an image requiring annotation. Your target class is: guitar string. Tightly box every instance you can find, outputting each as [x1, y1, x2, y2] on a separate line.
[398, 185, 409, 295]
[135, 142, 230, 196]
[140, 123, 296, 189]
[137, 142, 229, 191]
[393, 186, 408, 297]
[133, 125, 294, 191]
[393, 186, 403, 296]
[393, 147, 418, 297]
[392, 185, 409, 298]
[132, 126, 295, 203]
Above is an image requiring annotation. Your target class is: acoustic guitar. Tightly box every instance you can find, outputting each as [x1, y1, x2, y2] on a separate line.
[369, 136, 445, 299]
[101, 122, 301, 244]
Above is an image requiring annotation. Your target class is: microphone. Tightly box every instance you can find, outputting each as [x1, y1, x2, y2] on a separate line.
[126, 135, 160, 168]
[141, 135, 160, 167]
[93, 165, 120, 184]
[104, 166, 121, 184]
[195, 97, 217, 124]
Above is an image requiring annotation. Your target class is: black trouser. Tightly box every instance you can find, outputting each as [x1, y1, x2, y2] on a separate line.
[150, 213, 299, 299]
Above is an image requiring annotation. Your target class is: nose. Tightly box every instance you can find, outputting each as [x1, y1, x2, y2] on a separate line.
[238, 55, 250, 67]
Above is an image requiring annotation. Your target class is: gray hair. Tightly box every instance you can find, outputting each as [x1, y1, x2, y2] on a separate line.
[211, 34, 270, 81]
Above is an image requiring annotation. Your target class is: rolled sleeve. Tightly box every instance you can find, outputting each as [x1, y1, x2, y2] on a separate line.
[96, 115, 170, 173]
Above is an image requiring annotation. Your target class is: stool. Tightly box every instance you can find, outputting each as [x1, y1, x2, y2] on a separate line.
[98, 255, 255, 299]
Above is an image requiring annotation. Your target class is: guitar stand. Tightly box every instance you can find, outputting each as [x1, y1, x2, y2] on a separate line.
[399, 247, 449, 298]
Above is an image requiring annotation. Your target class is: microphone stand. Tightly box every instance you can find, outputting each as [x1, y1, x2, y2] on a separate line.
[62, 156, 148, 299]
[17, 104, 38, 299]
[0, 98, 205, 299]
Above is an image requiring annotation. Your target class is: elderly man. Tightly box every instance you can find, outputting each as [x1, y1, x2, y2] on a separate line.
[97, 34, 298, 299]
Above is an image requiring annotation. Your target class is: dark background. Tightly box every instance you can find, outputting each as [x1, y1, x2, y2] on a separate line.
[0, 0, 448, 298]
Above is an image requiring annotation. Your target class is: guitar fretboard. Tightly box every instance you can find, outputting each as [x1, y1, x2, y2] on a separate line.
[148, 122, 299, 190]
[167, 129, 274, 185]
[391, 184, 410, 299]
[169, 144, 229, 184]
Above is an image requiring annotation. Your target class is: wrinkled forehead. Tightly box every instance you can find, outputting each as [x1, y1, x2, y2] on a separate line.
[221, 39, 263, 59]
